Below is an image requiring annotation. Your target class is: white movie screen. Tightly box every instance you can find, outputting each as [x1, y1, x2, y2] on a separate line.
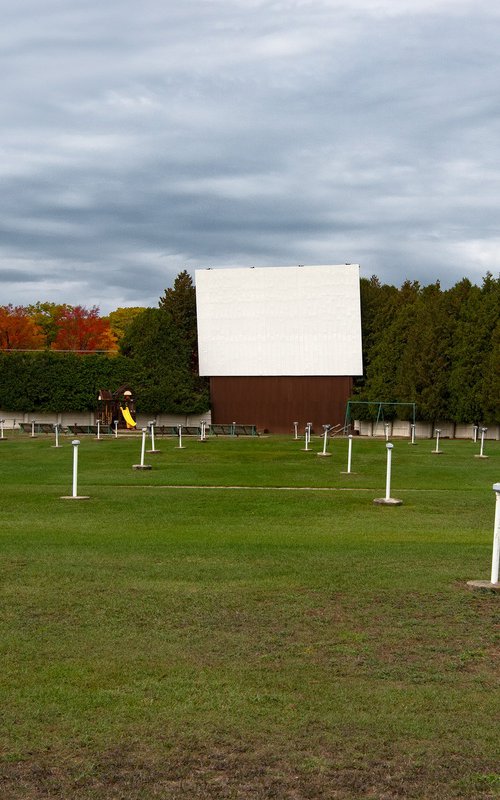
[196, 264, 363, 377]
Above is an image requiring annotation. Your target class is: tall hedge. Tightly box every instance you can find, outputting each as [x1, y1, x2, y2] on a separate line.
[0, 351, 131, 413]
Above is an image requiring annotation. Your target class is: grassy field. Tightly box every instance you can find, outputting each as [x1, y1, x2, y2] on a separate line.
[0, 431, 499, 799]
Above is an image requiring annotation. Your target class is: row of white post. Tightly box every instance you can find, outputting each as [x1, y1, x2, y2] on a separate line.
[302, 423, 489, 458]
[61, 435, 500, 587]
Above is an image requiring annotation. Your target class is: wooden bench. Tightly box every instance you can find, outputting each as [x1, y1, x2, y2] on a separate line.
[234, 424, 258, 436]
[210, 424, 258, 436]
[183, 426, 201, 436]
[155, 425, 201, 437]
[19, 422, 57, 434]
[155, 425, 180, 437]
[66, 424, 109, 435]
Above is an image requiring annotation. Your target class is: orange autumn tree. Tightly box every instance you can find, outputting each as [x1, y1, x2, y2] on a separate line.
[0, 305, 45, 350]
[51, 306, 118, 352]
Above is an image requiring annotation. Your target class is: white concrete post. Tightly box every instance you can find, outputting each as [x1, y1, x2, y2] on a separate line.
[473, 425, 478, 443]
[31, 420, 36, 437]
[232, 422, 236, 437]
[53, 424, 60, 448]
[96, 420, 101, 440]
[0, 419, 4, 439]
[491, 483, 500, 585]
[480, 428, 487, 457]
[347, 434, 353, 473]
[114, 420, 118, 438]
[72, 439, 80, 497]
[384, 422, 390, 442]
[411, 423, 416, 445]
[385, 442, 393, 501]
[293, 421, 298, 440]
[200, 420, 205, 441]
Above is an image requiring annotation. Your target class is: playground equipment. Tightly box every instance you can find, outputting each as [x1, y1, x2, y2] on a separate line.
[97, 385, 136, 430]
[120, 405, 137, 429]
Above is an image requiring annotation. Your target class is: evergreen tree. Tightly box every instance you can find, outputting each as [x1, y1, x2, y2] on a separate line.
[447, 275, 499, 423]
[158, 270, 199, 374]
[120, 307, 209, 414]
[356, 280, 419, 416]
[395, 282, 452, 423]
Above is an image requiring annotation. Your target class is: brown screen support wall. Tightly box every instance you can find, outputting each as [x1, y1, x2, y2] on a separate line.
[209, 376, 353, 434]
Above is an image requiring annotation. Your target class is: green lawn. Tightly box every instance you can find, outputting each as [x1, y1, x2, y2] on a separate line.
[0, 432, 499, 799]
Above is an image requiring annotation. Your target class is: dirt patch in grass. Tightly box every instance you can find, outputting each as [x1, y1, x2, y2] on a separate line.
[1, 739, 498, 800]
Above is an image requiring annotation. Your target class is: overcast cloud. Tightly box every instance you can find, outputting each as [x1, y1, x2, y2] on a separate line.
[1, 0, 499, 313]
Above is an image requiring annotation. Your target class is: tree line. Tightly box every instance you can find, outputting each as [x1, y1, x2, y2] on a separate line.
[0, 272, 209, 416]
[354, 273, 499, 424]
[0, 271, 498, 423]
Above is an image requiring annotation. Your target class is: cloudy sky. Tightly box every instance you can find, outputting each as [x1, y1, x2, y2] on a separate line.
[2, 0, 499, 313]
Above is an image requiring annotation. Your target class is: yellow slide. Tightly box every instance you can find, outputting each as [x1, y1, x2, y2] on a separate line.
[120, 406, 137, 429]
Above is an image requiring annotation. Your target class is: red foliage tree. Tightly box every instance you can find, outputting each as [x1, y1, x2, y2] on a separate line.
[51, 306, 118, 352]
[0, 305, 45, 350]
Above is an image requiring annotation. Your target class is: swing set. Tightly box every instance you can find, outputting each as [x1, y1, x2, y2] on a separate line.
[344, 401, 416, 433]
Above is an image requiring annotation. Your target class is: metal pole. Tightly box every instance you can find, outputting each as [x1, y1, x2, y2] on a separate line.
[303, 425, 309, 451]
[97, 420, 101, 440]
[322, 426, 328, 455]
[480, 428, 487, 457]
[150, 422, 156, 452]
[492, 483, 500, 585]
[31, 420, 36, 438]
[0, 419, 4, 439]
[385, 443, 393, 501]
[114, 420, 118, 438]
[177, 425, 184, 449]
[434, 429, 441, 453]
[293, 422, 298, 440]
[140, 428, 147, 466]
[384, 422, 390, 442]
[72, 440, 80, 498]
[54, 424, 59, 448]
[347, 435, 353, 473]
[411, 423, 415, 445]
[473, 425, 478, 443]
